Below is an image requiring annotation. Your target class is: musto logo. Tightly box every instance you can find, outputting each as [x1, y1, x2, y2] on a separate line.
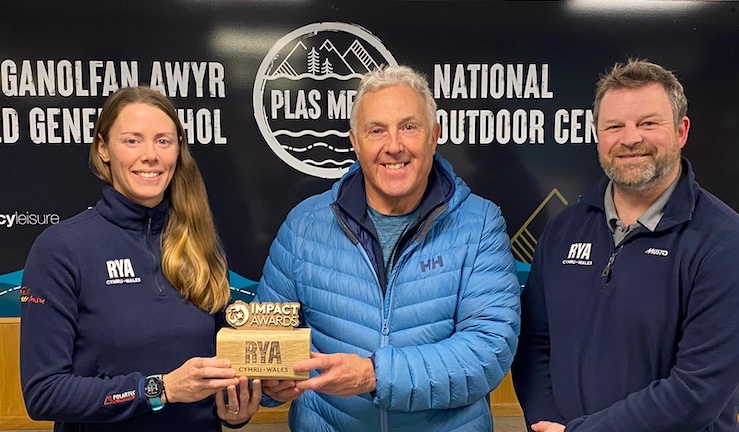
[254, 22, 397, 178]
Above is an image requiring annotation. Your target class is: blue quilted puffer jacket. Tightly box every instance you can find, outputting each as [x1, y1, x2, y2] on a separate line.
[257, 154, 521, 432]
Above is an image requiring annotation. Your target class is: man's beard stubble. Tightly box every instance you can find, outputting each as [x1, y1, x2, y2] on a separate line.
[599, 143, 681, 193]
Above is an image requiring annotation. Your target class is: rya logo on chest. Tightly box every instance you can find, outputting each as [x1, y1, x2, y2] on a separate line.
[562, 242, 593, 266]
[105, 259, 141, 285]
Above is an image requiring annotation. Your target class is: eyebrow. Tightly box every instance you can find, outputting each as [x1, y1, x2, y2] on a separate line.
[600, 112, 667, 124]
[363, 116, 422, 129]
[117, 131, 177, 137]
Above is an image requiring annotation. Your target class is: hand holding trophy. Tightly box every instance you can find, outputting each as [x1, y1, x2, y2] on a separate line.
[217, 301, 311, 380]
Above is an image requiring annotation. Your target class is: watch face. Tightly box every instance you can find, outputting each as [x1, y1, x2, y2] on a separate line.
[144, 377, 163, 398]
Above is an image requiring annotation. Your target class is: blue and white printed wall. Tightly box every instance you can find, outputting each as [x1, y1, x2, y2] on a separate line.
[2, 1, 738, 316]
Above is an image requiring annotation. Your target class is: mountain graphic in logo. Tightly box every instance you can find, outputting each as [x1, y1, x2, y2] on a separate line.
[254, 22, 398, 179]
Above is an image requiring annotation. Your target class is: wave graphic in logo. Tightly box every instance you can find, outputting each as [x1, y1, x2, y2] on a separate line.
[0, 269, 259, 318]
[228, 270, 258, 302]
[254, 22, 398, 178]
[0, 270, 23, 318]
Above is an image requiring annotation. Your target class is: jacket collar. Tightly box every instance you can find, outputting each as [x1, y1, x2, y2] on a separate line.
[580, 157, 696, 231]
[96, 186, 170, 233]
[333, 153, 455, 223]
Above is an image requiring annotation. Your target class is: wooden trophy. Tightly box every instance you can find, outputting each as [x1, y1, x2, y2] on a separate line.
[217, 301, 311, 380]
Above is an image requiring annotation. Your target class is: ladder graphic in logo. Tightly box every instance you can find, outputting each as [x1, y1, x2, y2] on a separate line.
[347, 39, 379, 71]
[510, 188, 569, 263]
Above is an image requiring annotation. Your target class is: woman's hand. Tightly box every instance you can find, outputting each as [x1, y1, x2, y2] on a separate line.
[162, 357, 240, 403]
[216, 377, 262, 425]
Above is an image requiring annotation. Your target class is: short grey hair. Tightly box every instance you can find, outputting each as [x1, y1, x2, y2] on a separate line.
[593, 58, 688, 126]
[350, 65, 437, 132]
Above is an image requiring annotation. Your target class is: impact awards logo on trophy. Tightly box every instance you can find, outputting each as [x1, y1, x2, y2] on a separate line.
[217, 301, 311, 380]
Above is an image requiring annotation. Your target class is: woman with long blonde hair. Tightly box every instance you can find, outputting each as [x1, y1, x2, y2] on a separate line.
[20, 86, 260, 431]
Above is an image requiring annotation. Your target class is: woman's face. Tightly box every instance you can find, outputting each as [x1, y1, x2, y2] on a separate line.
[98, 103, 180, 207]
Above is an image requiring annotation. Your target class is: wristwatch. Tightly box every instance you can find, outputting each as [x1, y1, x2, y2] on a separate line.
[144, 374, 166, 412]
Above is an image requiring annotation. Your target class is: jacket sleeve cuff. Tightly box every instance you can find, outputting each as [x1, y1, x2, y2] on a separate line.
[222, 418, 250, 429]
[368, 353, 377, 399]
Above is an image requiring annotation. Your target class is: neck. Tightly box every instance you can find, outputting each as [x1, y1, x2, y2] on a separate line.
[612, 165, 679, 226]
[367, 195, 422, 215]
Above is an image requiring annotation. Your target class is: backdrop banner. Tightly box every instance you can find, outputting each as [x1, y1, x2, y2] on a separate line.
[2, 1, 738, 316]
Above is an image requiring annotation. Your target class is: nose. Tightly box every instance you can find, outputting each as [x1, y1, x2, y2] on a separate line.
[620, 123, 643, 147]
[385, 130, 404, 154]
[140, 141, 159, 163]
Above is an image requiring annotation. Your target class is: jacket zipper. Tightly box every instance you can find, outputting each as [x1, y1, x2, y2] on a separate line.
[145, 217, 164, 294]
[601, 244, 623, 285]
[352, 242, 389, 432]
[334, 201, 446, 432]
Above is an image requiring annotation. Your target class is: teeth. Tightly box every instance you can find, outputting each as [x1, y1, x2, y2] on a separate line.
[137, 172, 160, 178]
[385, 163, 405, 170]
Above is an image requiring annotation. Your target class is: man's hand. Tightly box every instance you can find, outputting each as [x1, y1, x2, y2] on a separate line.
[531, 421, 565, 432]
[293, 352, 376, 397]
[261, 379, 303, 402]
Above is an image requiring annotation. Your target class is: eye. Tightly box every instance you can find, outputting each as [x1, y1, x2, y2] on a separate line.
[125, 138, 139, 145]
[157, 138, 172, 146]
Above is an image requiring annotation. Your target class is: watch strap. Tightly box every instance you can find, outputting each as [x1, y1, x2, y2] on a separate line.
[144, 374, 166, 412]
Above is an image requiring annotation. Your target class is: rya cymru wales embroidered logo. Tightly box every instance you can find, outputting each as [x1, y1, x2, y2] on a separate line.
[105, 258, 141, 285]
[562, 242, 593, 266]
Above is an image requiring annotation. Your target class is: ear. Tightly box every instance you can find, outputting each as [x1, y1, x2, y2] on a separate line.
[350, 130, 360, 155]
[97, 134, 110, 163]
[430, 122, 441, 153]
[676, 116, 690, 149]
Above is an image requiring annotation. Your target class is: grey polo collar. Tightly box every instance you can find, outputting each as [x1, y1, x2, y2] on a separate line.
[605, 165, 682, 235]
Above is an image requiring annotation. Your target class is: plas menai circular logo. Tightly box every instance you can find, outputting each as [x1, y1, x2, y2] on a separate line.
[254, 22, 397, 179]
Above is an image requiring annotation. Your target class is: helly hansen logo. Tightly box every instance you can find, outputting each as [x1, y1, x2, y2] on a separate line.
[644, 248, 669, 257]
[420, 255, 444, 273]
[105, 259, 141, 285]
[562, 242, 593, 266]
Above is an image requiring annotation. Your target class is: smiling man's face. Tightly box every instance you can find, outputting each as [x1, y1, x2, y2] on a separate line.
[350, 84, 439, 215]
[597, 83, 688, 193]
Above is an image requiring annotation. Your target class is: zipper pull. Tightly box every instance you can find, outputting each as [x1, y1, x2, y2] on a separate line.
[601, 246, 621, 282]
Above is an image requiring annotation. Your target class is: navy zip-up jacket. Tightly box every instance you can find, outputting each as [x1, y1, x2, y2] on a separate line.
[512, 158, 739, 431]
[20, 187, 222, 432]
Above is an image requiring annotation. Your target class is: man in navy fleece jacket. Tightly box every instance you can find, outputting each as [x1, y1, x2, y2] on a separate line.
[512, 59, 739, 431]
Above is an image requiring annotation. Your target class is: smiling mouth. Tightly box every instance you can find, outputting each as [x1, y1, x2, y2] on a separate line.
[615, 152, 652, 159]
[383, 163, 407, 170]
[135, 171, 162, 178]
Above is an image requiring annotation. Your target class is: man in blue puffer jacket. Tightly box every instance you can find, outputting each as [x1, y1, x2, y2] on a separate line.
[256, 65, 521, 431]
